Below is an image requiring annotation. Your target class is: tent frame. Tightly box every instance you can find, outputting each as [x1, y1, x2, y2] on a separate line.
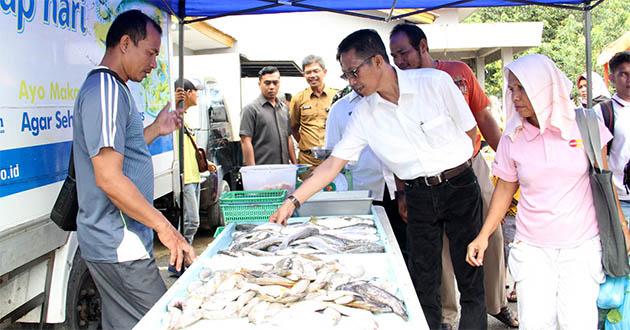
[160, 0, 606, 233]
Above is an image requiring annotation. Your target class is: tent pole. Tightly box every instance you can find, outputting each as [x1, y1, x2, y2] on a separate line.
[177, 1, 185, 236]
[386, 0, 399, 22]
[584, 2, 593, 108]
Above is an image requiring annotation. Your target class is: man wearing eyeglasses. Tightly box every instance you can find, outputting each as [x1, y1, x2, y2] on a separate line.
[389, 23, 517, 329]
[270, 29, 486, 329]
[240, 66, 296, 166]
[289, 55, 337, 168]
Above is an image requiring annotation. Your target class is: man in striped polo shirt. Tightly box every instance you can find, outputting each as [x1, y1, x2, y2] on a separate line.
[72, 10, 195, 329]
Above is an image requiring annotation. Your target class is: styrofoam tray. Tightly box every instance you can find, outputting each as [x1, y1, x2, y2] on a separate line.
[136, 207, 427, 329]
[296, 191, 373, 217]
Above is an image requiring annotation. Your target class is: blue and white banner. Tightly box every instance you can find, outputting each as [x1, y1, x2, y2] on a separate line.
[0, 1, 173, 198]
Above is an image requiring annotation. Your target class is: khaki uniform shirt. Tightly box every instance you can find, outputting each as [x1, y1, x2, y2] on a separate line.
[290, 86, 337, 165]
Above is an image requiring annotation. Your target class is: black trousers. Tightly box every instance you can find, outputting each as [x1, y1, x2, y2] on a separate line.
[405, 167, 487, 330]
[373, 184, 408, 263]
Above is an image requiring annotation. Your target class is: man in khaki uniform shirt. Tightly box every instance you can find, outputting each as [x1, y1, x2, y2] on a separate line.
[290, 55, 337, 166]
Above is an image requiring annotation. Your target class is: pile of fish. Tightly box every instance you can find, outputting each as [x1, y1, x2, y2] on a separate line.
[219, 216, 384, 257]
[163, 255, 408, 329]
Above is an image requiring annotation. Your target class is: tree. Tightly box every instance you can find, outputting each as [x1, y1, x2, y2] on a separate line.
[465, 0, 630, 97]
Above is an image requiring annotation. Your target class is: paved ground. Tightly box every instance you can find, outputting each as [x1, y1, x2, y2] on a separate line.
[153, 228, 519, 329]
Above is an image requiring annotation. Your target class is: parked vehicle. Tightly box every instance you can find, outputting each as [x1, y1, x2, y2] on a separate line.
[0, 2, 179, 328]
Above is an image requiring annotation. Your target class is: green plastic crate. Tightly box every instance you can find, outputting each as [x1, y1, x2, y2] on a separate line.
[220, 202, 283, 224]
[219, 189, 286, 205]
[213, 226, 225, 238]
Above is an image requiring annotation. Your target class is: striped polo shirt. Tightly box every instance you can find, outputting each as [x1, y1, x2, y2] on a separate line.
[72, 67, 154, 263]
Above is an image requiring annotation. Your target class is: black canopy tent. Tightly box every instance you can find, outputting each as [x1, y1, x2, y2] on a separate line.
[148, 0, 605, 234]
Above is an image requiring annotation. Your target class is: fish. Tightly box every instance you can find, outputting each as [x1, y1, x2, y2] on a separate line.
[344, 242, 385, 254]
[217, 249, 239, 257]
[222, 215, 383, 256]
[164, 301, 183, 330]
[248, 300, 271, 324]
[345, 299, 392, 313]
[172, 254, 405, 328]
[238, 296, 261, 318]
[279, 226, 320, 249]
[288, 279, 311, 296]
[336, 281, 408, 321]
[198, 268, 213, 281]
[255, 284, 289, 297]
[241, 247, 275, 257]
[250, 276, 295, 287]
[252, 222, 284, 232]
[334, 294, 355, 305]
[246, 236, 284, 251]
[234, 223, 258, 231]
[235, 290, 256, 311]
[323, 306, 342, 326]
[273, 257, 293, 276]
[292, 236, 342, 254]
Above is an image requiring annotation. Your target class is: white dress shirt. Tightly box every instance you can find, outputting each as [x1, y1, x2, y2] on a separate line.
[331, 68, 476, 180]
[595, 94, 630, 200]
[325, 91, 396, 201]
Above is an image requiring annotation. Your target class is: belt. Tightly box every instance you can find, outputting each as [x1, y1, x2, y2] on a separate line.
[405, 160, 472, 187]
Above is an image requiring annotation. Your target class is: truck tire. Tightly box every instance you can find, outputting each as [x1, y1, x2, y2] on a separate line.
[58, 249, 101, 329]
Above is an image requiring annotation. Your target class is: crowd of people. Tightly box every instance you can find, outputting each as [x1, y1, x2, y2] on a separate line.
[70, 8, 630, 330]
[268, 26, 630, 330]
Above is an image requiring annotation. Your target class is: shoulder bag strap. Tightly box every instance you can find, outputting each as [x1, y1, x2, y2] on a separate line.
[184, 127, 201, 151]
[575, 108, 604, 171]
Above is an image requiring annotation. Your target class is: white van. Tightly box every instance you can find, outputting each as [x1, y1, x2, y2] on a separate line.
[0, 1, 179, 327]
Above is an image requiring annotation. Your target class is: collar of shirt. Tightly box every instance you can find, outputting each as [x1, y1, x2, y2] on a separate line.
[522, 119, 563, 142]
[521, 120, 540, 142]
[345, 91, 362, 116]
[307, 85, 336, 98]
[256, 94, 282, 109]
[612, 93, 630, 107]
[347, 90, 361, 103]
[363, 67, 415, 108]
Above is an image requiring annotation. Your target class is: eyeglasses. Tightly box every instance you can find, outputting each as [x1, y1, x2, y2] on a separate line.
[340, 55, 374, 81]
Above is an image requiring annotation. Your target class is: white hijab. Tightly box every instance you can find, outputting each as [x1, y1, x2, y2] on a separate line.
[577, 71, 611, 105]
[503, 54, 577, 141]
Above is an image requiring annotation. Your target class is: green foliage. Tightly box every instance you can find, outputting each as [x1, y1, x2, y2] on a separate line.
[465, 0, 630, 97]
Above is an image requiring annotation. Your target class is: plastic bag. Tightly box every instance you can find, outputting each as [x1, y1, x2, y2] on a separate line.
[605, 283, 630, 330]
[599, 276, 629, 309]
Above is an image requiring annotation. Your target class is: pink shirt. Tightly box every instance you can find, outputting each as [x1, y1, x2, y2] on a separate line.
[493, 119, 612, 248]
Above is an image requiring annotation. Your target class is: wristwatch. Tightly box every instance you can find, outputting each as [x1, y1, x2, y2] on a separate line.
[286, 195, 301, 209]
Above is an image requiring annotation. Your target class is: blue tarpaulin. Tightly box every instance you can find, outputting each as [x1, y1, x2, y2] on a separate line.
[149, 0, 599, 21]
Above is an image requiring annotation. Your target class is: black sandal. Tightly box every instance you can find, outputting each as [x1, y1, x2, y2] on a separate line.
[491, 306, 519, 328]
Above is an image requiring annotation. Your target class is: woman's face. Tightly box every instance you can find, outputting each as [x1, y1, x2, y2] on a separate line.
[507, 71, 538, 126]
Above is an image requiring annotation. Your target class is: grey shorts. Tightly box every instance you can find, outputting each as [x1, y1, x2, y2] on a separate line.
[85, 258, 166, 330]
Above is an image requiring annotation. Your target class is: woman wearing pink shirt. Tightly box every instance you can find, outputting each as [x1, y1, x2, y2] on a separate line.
[466, 54, 625, 329]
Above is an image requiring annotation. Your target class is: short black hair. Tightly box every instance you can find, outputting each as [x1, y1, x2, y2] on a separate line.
[336, 29, 389, 64]
[610, 51, 630, 74]
[284, 93, 292, 102]
[390, 23, 427, 52]
[105, 10, 162, 49]
[258, 66, 279, 79]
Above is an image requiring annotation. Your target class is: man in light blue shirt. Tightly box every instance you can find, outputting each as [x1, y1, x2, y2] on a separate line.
[325, 87, 404, 259]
